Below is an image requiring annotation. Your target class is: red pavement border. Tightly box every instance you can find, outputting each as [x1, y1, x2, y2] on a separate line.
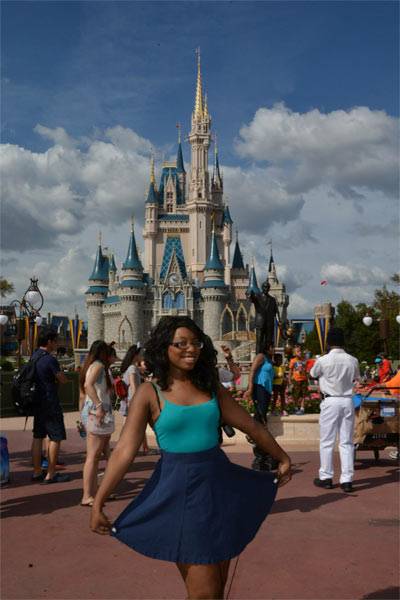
[1, 428, 399, 600]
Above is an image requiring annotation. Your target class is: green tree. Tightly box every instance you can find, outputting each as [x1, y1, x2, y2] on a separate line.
[0, 278, 14, 299]
[372, 285, 400, 359]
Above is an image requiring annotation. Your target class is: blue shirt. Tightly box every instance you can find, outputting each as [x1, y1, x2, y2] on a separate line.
[153, 385, 220, 453]
[254, 358, 274, 394]
[32, 349, 61, 405]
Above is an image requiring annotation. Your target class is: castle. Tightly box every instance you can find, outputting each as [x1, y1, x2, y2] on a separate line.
[86, 54, 289, 353]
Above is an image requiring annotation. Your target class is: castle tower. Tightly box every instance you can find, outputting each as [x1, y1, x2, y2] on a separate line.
[201, 224, 228, 340]
[176, 124, 186, 203]
[108, 253, 118, 294]
[230, 231, 249, 302]
[211, 137, 223, 206]
[143, 156, 159, 280]
[119, 218, 146, 347]
[86, 234, 109, 346]
[222, 204, 233, 285]
[247, 262, 261, 295]
[266, 249, 289, 324]
[187, 50, 213, 280]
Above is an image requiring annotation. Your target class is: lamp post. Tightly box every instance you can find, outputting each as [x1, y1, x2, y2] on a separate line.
[0, 278, 44, 366]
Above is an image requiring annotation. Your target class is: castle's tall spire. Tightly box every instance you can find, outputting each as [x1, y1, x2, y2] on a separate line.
[123, 217, 143, 271]
[146, 155, 158, 203]
[194, 47, 204, 119]
[212, 134, 223, 189]
[176, 123, 185, 174]
[247, 260, 261, 295]
[232, 230, 245, 271]
[150, 153, 156, 186]
[205, 223, 224, 271]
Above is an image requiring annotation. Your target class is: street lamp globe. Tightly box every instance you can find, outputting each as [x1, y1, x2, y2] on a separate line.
[25, 289, 42, 308]
[0, 314, 9, 326]
[35, 316, 43, 326]
[396, 315, 400, 325]
[362, 316, 373, 327]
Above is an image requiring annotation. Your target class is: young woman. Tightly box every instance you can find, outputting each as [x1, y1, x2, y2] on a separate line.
[90, 317, 291, 599]
[80, 341, 115, 507]
[120, 345, 151, 454]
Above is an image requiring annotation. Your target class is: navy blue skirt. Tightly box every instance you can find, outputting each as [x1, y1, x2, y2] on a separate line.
[112, 445, 278, 565]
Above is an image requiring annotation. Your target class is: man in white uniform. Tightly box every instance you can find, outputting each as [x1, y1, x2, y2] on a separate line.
[310, 328, 360, 493]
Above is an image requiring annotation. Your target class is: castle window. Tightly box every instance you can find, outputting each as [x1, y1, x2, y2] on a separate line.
[198, 192, 202, 198]
[166, 192, 173, 199]
[162, 291, 174, 309]
[175, 291, 185, 309]
[167, 204, 173, 213]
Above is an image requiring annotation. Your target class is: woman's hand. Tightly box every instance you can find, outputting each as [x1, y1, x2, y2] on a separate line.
[243, 388, 253, 402]
[90, 507, 112, 535]
[96, 405, 106, 425]
[276, 456, 292, 487]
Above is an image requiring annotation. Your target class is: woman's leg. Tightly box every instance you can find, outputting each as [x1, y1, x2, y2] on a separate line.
[82, 434, 108, 504]
[176, 561, 228, 600]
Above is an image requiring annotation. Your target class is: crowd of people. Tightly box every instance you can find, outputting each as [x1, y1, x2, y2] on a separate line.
[17, 320, 397, 599]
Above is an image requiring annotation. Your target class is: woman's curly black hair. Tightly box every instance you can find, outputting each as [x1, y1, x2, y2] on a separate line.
[144, 316, 219, 394]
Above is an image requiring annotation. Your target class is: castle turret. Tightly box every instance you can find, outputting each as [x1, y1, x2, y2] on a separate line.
[119, 219, 146, 345]
[143, 156, 159, 279]
[108, 253, 118, 293]
[201, 225, 228, 341]
[176, 124, 186, 203]
[247, 262, 261, 295]
[265, 249, 289, 325]
[222, 204, 233, 285]
[211, 137, 223, 206]
[86, 234, 109, 346]
[187, 49, 213, 280]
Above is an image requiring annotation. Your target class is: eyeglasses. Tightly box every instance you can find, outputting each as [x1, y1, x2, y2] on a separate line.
[170, 340, 204, 350]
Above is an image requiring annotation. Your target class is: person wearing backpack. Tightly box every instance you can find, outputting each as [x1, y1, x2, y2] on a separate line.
[31, 329, 71, 484]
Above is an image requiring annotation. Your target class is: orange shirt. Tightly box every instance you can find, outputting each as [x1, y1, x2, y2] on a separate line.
[384, 370, 400, 395]
[289, 357, 308, 382]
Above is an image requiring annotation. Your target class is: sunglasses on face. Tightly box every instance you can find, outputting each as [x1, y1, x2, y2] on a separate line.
[169, 340, 204, 350]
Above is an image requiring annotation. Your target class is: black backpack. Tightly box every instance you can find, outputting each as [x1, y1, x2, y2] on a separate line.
[11, 351, 47, 417]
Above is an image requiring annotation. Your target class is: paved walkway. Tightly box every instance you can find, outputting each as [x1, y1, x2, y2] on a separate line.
[1, 426, 399, 600]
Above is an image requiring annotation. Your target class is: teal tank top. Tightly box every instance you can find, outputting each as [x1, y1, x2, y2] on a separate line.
[153, 385, 220, 453]
[254, 358, 274, 394]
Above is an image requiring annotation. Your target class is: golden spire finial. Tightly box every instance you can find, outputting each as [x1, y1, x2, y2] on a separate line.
[236, 228, 239, 242]
[98, 230, 102, 246]
[194, 47, 203, 118]
[131, 214, 135, 232]
[150, 152, 156, 186]
[176, 122, 181, 144]
[214, 132, 218, 156]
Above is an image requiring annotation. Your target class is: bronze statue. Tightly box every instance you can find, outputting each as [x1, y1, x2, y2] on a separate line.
[248, 280, 281, 353]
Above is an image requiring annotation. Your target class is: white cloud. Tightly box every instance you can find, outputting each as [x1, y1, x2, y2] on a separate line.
[320, 263, 389, 287]
[235, 103, 398, 198]
[0, 125, 152, 251]
[287, 293, 314, 318]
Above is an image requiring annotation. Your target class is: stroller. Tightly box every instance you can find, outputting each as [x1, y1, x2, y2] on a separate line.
[353, 387, 399, 462]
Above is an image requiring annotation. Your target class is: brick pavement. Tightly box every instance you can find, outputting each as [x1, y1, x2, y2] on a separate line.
[1, 427, 399, 600]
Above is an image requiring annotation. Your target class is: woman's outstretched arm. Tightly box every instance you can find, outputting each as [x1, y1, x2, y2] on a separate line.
[90, 382, 154, 533]
[218, 385, 291, 486]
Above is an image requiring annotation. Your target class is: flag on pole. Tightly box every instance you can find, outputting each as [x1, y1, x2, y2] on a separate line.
[69, 318, 83, 350]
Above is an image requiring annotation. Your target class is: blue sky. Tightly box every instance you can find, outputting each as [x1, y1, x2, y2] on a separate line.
[1, 1, 399, 318]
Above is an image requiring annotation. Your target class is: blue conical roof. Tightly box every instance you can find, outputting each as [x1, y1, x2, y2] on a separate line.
[222, 205, 233, 225]
[89, 245, 109, 281]
[123, 227, 143, 271]
[109, 254, 117, 272]
[176, 142, 185, 173]
[205, 230, 224, 271]
[247, 265, 261, 294]
[146, 181, 158, 204]
[232, 239, 245, 270]
[268, 252, 274, 272]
